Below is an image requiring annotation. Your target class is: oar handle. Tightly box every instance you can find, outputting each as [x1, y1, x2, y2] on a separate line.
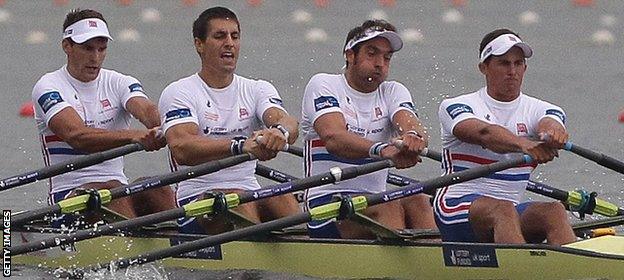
[564, 141, 624, 175]
[392, 140, 441, 161]
[0, 143, 144, 192]
[255, 135, 290, 152]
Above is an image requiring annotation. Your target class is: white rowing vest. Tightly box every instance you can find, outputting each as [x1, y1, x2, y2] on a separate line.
[301, 73, 417, 200]
[159, 73, 287, 201]
[32, 65, 147, 194]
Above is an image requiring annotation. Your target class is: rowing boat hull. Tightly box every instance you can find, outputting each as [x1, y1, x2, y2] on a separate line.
[12, 232, 624, 279]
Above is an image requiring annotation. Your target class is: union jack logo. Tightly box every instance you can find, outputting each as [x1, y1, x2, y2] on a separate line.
[88, 20, 98, 28]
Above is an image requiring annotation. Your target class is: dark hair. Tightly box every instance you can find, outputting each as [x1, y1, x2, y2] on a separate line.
[193, 7, 240, 41]
[479, 28, 521, 63]
[62, 9, 106, 45]
[63, 9, 106, 31]
[343, 19, 397, 67]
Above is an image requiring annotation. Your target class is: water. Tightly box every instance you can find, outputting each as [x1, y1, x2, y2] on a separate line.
[1, 0, 623, 279]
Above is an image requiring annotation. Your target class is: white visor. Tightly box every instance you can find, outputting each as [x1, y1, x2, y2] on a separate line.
[479, 34, 532, 63]
[344, 28, 403, 52]
[62, 18, 113, 44]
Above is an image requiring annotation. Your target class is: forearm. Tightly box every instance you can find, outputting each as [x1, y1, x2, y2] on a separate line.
[126, 97, 161, 129]
[473, 124, 528, 154]
[64, 128, 144, 153]
[169, 136, 233, 166]
[273, 115, 299, 144]
[323, 131, 376, 159]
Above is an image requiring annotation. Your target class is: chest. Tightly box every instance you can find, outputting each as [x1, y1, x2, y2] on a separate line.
[338, 94, 391, 140]
[194, 92, 259, 138]
[66, 87, 124, 128]
[472, 102, 535, 137]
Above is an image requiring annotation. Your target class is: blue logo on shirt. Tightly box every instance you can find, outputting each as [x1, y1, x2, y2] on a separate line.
[128, 83, 144, 93]
[399, 102, 415, 111]
[314, 96, 339, 112]
[269, 97, 283, 106]
[37, 91, 64, 113]
[545, 109, 566, 124]
[446, 103, 474, 119]
[165, 108, 192, 123]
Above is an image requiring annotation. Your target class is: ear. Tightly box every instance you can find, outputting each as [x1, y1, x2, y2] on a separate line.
[61, 39, 72, 55]
[194, 38, 204, 55]
[345, 49, 355, 66]
[478, 62, 487, 75]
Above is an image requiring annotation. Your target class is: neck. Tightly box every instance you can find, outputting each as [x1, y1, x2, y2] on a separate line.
[345, 70, 376, 93]
[485, 86, 520, 102]
[198, 68, 233, 89]
[199, 66, 234, 88]
[66, 64, 94, 83]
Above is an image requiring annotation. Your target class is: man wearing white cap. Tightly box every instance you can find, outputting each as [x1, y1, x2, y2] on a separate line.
[31, 9, 174, 228]
[301, 19, 436, 239]
[434, 29, 576, 244]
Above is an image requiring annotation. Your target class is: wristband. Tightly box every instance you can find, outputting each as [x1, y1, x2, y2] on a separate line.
[230, 136, 248, 155]
[269, 124, 290, 140]
[368, 142, 389, 159]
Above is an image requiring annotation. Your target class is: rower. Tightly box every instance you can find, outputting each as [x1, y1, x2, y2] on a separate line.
[434, 28, 576, 244]
[300, 19, 437, 239]
[158, 7, 300, 234]
[31, 9, 175, 228]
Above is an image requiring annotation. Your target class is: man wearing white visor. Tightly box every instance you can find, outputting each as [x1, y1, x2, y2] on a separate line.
[31, 9, 174, 228]
[435, 29, 575, 244]
[301, 19, 436, 239]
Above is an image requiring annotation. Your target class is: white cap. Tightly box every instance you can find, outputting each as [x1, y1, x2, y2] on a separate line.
[479, 34, 532, 63]
[62, 18, 113, 44]
[344, 27, 403, 52]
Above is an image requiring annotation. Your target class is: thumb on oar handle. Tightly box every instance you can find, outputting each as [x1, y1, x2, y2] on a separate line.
[392, 139, 432, 158]
[255, 135, 290, 152]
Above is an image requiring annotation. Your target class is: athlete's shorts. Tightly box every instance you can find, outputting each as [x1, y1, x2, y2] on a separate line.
[434, 193, 532, 242]
[176, 194, 206, 234]
[306, 192, 362, 239]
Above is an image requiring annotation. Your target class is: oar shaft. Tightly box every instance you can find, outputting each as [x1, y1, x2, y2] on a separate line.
[114, 212, 311, 270]
[365, 155, 530, 206]
[12, 154, 253, 227]
[12, 205, 61, 226]
[70, 155, 529, 275]
[240, 160, 392, 203]
[565, 142, 624, 175]
[0, 143, 144, 192]
[11, 208, 186, 256]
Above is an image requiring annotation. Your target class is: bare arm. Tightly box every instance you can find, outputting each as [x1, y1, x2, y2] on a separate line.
[392, 110, 429, 151]
[165, 122, 232, 166]
[48, 107, 146, 153]
[314, 112, 374, 159]
[261, 107, 299, 144]
[125, 96, 161, 129]
[453, 118, 557, 163]
[536, 117, 568, 149]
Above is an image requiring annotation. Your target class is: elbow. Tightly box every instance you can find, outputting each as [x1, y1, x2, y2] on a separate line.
[169, 143, 196, 166]
[321, 133, 342, 156]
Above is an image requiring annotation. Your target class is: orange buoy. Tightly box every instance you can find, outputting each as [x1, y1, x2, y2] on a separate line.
[378, 0, 396, 7]
[247, 0, 262, 7]
[53, 0, 69, 6]
[619, 110, 624, 123]
[572, 0, 594, 7]
[117, 0, 133, 6]
[450, 0, 467, 8]
[19, 101, 34, 118]
[181, 0, 198, 6]
[314, 0, 330, 8]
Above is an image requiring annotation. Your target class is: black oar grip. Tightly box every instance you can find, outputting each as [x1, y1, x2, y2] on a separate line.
[567, 142, 624, 174]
